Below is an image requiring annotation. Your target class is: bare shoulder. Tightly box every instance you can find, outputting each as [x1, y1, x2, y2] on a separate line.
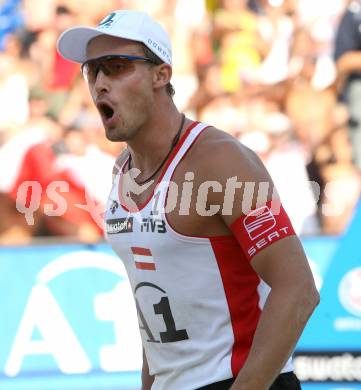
[186, 126, 272, 184]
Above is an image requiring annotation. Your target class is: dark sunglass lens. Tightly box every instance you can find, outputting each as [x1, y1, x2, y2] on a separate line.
[82, 56, 146, 83]
[106, 58, 135, 74]
[82, 61, 97, 83]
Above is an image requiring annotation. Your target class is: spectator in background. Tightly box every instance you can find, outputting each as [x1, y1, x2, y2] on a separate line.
[249, 0, 295, 85]
[0, 90, 104, 243]
[335, 0, 361, 171]
[0, 34, 29, 137]
[0, 0, 360, 241]
[213, 0, 262, 93]
[0, 0, 22, 50]
[187, 62, 226, 118]
[44, 5, 80, 118]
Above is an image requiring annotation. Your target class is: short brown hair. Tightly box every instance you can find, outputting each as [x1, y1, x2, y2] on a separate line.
[141, 45, 175, 98]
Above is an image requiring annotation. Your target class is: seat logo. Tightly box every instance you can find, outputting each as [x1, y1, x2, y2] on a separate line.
[243, 205, 276, 240]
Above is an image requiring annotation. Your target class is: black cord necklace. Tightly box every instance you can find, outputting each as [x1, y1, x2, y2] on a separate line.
[127, 113, 185, 185]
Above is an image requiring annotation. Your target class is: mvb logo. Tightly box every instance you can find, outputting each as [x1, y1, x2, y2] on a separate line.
[141, 211, 166, 233]
[2, 251, 142, 377]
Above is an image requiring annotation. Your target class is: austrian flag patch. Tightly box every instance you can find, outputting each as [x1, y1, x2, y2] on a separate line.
[131, 247, 156, 270]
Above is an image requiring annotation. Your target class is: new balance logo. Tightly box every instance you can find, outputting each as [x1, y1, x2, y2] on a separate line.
[243, 206, 276, 240]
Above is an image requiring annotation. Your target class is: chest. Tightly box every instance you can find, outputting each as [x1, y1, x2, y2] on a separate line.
[116, 161, 228, 237]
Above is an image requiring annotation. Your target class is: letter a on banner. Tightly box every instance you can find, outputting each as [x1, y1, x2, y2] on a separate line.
[5, 284, 91, 376]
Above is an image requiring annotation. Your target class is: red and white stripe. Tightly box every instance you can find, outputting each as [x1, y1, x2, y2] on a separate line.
[131, 247, 156, 270]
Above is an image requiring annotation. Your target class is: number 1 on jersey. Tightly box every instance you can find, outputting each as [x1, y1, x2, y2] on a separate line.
[136, 295, 189, 343]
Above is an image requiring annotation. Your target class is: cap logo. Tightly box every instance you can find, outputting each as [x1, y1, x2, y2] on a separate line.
[98, 12, 116, 28]
[147, 38, 171, 64]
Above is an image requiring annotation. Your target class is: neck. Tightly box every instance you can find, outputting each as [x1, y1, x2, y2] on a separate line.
[127, 104, 186, 175]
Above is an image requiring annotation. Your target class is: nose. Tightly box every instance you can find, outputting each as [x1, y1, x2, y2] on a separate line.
[94, 69, 111, 94]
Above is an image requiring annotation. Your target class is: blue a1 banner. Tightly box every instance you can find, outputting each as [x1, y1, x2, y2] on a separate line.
[0, 243, 142, 390]
[0, 199, 360, 390]
[295, 201, 361, 390]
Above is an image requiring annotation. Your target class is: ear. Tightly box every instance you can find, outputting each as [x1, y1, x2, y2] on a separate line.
[152, 63, 172, 90]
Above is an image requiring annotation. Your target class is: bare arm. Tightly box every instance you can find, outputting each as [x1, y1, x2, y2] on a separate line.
[335, 51, 361, 91]
[141, 349, 154, 390]
[333, 6, 361, 91]
[201, 131, 320, 389]
[230, 238, 319, 389]
[336, 51, 361, 75]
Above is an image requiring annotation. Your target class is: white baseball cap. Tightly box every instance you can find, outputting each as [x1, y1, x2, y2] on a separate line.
[57, 10, 172, 65]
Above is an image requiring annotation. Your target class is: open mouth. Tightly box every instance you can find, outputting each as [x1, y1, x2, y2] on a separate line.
[98, 103, 114, 121]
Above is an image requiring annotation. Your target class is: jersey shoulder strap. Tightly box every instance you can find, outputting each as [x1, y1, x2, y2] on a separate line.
[161, 121, 209, 183]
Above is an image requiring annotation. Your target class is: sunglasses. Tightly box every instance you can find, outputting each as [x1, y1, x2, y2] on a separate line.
[81, 54, 155, 84]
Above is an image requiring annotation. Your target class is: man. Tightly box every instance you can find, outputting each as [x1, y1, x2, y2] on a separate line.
[57, 10, 319, 390]
[335, 0, 361, 170]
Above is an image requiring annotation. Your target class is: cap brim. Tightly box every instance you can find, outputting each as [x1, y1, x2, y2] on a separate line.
[57, 26, 105, 63]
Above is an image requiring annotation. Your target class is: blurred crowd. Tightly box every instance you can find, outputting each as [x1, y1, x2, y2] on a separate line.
[0, 0, 361, 244]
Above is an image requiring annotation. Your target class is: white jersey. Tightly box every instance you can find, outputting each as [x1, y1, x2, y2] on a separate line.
[105, 121, 293, 390]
